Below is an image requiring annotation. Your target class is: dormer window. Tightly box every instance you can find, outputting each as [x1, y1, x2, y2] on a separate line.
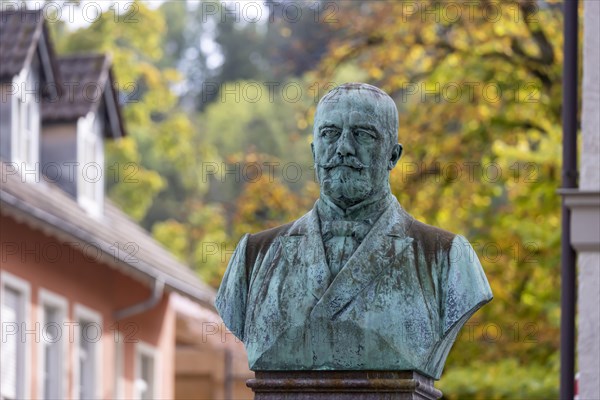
[38, 53, 125, 214]
[77, 112, 104, 217]
[0, 9, 57, 175]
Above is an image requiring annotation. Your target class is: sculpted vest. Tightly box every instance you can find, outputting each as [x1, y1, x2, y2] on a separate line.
[216, 196, 493, 379]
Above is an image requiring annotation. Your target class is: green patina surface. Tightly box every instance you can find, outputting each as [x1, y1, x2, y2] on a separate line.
[215, 83, 493, 380]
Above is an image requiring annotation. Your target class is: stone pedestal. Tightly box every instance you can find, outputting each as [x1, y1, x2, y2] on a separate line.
[246, 371, 442, 400]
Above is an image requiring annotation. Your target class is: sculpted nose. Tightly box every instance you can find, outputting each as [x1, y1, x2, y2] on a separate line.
[336, 130, 356, 157]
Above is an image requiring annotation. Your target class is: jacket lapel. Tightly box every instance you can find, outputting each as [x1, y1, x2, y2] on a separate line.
[311, 198, 414, 319]
[279, 208, 331, 302]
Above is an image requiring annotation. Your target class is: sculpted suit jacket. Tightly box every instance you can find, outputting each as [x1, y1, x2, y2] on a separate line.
[216, 196, 493, 379]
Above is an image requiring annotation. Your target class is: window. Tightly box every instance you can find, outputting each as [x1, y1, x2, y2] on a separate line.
[38, 289, 68, 400]
[13, 98, 22, 157]
[135, 342, 159, 400]
[0, 271, 31, 400]
[0, 86, 11, 160]
[73, 304, 102, 400]
[11, 64, 40, 179]
[77, 112, 104, 216]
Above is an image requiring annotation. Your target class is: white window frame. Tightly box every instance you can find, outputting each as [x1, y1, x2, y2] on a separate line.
[134, 341, 160, 400]
[37, 289, 68, 400]
[77, 112, 104, 217]
[113, 331, 125, 400]
[72, 304, 103, 400]
[0, 271, 31, 400]
[10, 65, 40, 182]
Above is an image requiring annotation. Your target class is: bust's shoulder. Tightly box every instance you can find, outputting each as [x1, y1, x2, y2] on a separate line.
[245, 220, 297, 266]
[405, 218, 456, 254]
[247, 221, 296, 247]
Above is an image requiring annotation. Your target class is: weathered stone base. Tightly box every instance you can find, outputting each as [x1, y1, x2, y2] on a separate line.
[246, 371, 442, 400]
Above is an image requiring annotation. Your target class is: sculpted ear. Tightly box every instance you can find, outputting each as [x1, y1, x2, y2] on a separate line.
[311, 143, 315, 162]
[388, 143, 403, 170]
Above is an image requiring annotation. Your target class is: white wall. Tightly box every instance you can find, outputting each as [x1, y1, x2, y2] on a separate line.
[577, 1, 600, 398]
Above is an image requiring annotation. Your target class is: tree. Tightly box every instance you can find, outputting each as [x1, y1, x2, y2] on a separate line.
[262, 0, 338, 80]
[314, 1, 566, 398]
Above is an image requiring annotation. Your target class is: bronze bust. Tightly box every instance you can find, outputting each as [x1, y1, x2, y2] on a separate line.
[216, 83, 492, 379]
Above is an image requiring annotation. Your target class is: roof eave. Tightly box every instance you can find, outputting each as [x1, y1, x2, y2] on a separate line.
[37, 20, 61, 99]
[103, 66, 127, 139]
[0, 190, 215, 310]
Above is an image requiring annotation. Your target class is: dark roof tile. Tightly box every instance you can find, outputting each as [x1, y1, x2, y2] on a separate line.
[42, 54, 126, 137]
[1, 9, 42, 79]
[42, 54, 109, 121]
[0, 9, 60, 94]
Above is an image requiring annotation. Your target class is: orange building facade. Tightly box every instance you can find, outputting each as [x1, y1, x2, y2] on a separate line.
[1, 215, 177, 399]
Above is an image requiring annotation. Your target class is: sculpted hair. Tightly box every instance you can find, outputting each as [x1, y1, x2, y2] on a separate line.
[315, 83, 399, 148]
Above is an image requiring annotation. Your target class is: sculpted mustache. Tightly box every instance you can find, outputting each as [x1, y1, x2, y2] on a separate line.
[317, 157, 369, 170]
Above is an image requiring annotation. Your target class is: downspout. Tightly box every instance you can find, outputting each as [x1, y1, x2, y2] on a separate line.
[560, 1, 578, 399]
[114, 278, 165, 321]
[224, 348, 233, 400]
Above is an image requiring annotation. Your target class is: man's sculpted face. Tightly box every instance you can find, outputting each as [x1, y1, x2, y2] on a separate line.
[312, 84, 402, 209]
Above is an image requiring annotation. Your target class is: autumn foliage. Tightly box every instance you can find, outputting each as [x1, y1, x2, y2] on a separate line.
[49, 1, 570, 397]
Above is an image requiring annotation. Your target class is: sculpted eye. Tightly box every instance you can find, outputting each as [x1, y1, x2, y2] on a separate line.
[355, 129, 376, 141]
[320, 128, 340, 139]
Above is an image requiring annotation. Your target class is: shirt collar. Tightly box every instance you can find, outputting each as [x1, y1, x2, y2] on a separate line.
[317, 191, 394, 224]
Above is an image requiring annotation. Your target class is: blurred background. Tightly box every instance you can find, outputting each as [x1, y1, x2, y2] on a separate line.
[1, 0, 579, 398]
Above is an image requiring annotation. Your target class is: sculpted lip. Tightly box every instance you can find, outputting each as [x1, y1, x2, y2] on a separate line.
[318, 158, 369, 171]
[326, 165, 362, 172]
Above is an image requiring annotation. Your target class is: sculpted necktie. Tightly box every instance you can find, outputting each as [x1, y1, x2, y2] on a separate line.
[321, 220, 371, 277]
